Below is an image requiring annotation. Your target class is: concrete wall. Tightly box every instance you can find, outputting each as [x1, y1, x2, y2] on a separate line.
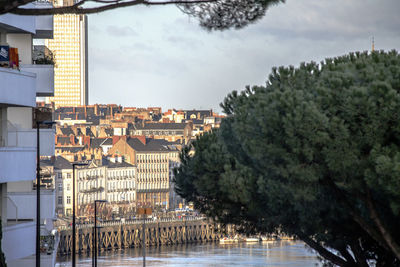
[7, 107, 32, 129]
[2, 221, 35, 262]
[6, 34, 32, 65]
[7, 190, 55, 221]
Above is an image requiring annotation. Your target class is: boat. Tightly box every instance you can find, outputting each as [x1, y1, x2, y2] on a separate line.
[260, 236, 276, 242]
[245, 237, 260, 243]
[219, 236, 239, 244]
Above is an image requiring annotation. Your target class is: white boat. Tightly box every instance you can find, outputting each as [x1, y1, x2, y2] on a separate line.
[261, 236, 276, 242]
[245, 237, 260, 243]
[219, 236, 239, 244]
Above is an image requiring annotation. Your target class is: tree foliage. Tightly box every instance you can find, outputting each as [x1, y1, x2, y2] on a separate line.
[1, 0, 283, 31]
[174, 50, 400, 266]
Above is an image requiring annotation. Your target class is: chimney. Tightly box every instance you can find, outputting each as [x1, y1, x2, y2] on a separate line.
[84, 136, 90, 147]
[95, 148, 102, 160]
[70, 135, 75, 145]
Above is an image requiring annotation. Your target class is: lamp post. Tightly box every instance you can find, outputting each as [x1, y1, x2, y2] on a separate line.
[36, 120, 55, 267]
[93, 200, 106, 267]
[137, 207, 151, 267]
[72, 162, 88, 267]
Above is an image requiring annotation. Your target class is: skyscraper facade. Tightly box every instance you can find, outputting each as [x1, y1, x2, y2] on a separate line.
[46, 6, 88, 107]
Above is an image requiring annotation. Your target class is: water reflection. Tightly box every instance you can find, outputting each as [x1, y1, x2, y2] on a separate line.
[57, 241, 320, 266]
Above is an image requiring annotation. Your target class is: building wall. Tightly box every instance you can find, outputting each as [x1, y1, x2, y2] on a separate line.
[108, 139, 136, 165]
[136, 152, 170, 209]
[61, 169, 73, 216]
[6, 34, 32, 65]
[46, 14, 88, 107]
[7, 107, 32, 129]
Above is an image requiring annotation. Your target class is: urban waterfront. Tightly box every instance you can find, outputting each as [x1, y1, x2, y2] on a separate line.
[56, 241, 320, 266]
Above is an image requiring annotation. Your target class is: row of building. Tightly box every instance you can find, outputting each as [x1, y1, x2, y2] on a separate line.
[47, 106, 222, 219]
[43, 135, 182, 219]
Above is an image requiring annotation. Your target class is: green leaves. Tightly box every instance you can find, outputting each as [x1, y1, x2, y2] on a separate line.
[175, 51, 400, 266]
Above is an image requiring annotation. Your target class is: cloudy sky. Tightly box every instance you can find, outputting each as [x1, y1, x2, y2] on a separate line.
[87, 0, 400, 112]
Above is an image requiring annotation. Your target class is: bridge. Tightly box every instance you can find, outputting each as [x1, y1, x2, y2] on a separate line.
[57, 216, 219, 255]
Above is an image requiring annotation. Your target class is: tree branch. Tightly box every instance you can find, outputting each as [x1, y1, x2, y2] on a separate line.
[350, 239, 369, 267]
[1, 0, 35, 14]
[336, 246, 356, 266]
[299, 235, 350, 267]
[365, 188, 400, 260]
[3, 0, 217, 15]
[324, 177, 391, 253]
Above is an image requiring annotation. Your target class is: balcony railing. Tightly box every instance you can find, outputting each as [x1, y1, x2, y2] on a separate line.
[0, 119, 55, 155]
[81, 187, 104, 194]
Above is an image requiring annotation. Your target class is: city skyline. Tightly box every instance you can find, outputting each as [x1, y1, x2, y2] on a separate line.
[88, 0, 400, 112]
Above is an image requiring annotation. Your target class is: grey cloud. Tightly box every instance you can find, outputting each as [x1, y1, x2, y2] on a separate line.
[244, 0, 400, 41]
[165, 35, 204, 49]
[106, 25, 138, 37]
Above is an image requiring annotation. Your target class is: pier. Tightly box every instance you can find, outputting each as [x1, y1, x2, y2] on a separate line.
[57, 217, 218, 255]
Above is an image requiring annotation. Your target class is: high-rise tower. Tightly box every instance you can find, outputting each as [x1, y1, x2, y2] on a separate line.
[46, 0, 88, 107]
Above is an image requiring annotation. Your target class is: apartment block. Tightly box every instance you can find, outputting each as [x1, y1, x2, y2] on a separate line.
[45, 6, 88, 107]
[0, 3, 58, 265]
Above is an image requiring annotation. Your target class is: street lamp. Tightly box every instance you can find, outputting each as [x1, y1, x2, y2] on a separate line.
[72, 162, 88, 267]
[93, 200, 107, 267]
[36, 120, 55, 267]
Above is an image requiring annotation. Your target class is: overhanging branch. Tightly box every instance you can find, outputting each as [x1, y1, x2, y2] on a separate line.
[3, 0, 217, 15]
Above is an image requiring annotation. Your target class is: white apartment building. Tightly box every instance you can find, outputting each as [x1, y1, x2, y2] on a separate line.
[53, 156, 73, 216]
[54, 156, 136, 218]
[0, 3, 58, 266]
[77, 158, 136, 217]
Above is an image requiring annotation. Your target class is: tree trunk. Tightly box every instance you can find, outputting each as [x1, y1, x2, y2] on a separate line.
[366, 189, 400, 261]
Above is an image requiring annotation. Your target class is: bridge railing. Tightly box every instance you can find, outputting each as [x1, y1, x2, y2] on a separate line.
[57, 216, 207, 231]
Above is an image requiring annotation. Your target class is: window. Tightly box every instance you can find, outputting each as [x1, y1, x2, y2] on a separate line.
[58, 173, 62, 179]
[58, 196, 63, 205]
[67, 173, 71, 179]
[58, 183, 62, 191]
[67, 196, 71, 204]
[67, 184, 71, 191]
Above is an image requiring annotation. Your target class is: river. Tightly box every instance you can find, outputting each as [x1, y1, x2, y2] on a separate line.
[56, 240, 320, 266]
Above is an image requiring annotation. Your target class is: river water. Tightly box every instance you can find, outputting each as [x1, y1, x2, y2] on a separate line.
[56, 240, 321, 266]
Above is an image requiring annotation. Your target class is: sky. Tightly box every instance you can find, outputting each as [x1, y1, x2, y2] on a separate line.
[87, 0, 400, 112]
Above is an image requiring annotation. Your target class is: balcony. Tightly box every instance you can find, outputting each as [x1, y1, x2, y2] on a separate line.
[0, 4, 35, 34]
[0, 146, 35, 183]
[2, 221, 35, 262]
[20, 64, 54, 97]
[7, 190, 55, 222]
[0, 68, 36, 107]
[33, 2, 54, 39]
[19, 45, 55, 97]
[0, 121, 55, 183]
[5, 124, 55, 156]
[81, 186, 105, 194]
